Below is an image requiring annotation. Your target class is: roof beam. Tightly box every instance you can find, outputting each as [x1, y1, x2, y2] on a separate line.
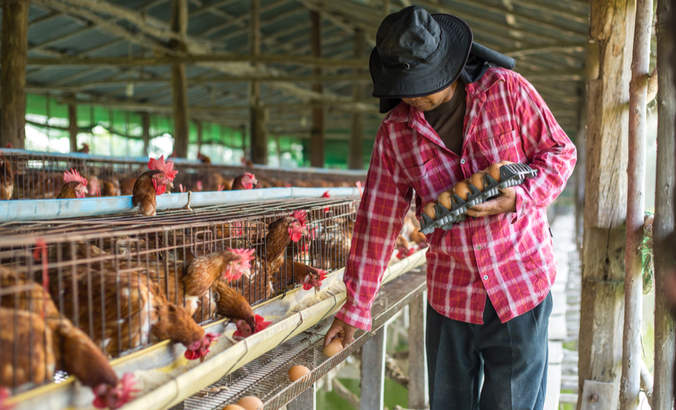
[27, 54, 366, 68]
[37, 0, 376, 112]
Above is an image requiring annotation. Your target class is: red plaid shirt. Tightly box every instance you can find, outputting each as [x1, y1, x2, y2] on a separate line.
[336, 68, 577, 330]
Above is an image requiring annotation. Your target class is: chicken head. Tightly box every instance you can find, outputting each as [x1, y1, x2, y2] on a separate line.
[148, 155, 178, 195]
[92, 373, 137, 410]
[223, 248, 255, 281]
[63, 168, 88, 198]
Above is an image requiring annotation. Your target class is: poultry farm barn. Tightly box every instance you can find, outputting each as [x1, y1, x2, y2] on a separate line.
[0, 148, 364, 200]
[0, 195, 359, 407]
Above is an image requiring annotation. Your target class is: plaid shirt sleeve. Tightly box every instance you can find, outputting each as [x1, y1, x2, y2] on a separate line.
[335, 123, 413, 331]
[510, 73, 577, 219]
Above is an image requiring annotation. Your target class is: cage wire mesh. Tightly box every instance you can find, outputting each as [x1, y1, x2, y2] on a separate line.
[0, 149, 365, 199]
[0, 196, 358, 394]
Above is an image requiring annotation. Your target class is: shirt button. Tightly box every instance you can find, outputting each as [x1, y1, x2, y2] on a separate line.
[483, 275, 489, 280]
[460, 158, 466, 164]
[477, 245, 483, 250]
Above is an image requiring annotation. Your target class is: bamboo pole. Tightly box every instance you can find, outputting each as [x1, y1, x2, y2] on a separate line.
[170, 0, 189, 159]
[310, 10, 325, 168]
[0, 0, 29, 149]
[653, 0, 676, 408]
[577, 2, 635, 409]
[619, 0, 652, 408]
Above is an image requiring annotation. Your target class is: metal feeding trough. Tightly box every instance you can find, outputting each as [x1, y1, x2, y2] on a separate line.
[420, 163, 538, 234]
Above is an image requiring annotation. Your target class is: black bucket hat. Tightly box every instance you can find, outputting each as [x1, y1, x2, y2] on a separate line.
[370, 6, 473, 113]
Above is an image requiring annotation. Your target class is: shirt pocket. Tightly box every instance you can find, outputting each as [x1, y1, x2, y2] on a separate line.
[471, 129, 525, 165]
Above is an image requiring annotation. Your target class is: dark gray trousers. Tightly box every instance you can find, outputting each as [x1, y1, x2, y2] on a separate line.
[426, 293, 552, 410]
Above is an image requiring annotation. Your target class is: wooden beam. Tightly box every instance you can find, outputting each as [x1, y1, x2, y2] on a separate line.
[68, 99, 78, 152]
[310, 10, 324, 168]
[504, 43, 585, 58]
[249, 0, 267, 165]
[349, 28, 365, 170]
[170, 0, 189, 158]
[620, 0, 653, 408]
[1, 0, 29, 149]
[653, 0, 676, 407]
[141, 112, 150, 156]
[33, 0, 376, 113]
[360, 327, 387, 410]
[27, 54, 366, 68]
[578, 2, 635, 408]
[195, 120, 203, 154]
[408, 292, 428, 409]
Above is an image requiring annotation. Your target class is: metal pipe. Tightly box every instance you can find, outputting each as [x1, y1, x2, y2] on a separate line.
[0, 187, 361, 221]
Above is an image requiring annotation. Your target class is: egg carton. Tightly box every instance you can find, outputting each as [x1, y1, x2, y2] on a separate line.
[420, 163, 538, 234]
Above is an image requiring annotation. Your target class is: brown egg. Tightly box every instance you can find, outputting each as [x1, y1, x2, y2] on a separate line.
[288, 365, 311, 381]
[437, 190, 453, 209]
[323, 339, 344, 357]
[223, 405, 245, 410]
[469, 171, 486, 191]
[423, 202, 436, 219]
[453, 180, 471, 201]
[486, 163, 501, 181]
[237, 396, 263, 410]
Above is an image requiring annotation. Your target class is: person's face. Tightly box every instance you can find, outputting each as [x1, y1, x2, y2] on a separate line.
[401, 82, 457, 112]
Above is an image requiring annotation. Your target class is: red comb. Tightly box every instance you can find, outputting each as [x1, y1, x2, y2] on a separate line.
[148, 156, 178, 180]
[63, 168, 87, 185]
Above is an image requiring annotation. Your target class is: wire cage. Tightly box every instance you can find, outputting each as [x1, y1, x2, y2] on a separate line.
[0, 149, 365, 200]
[0, 196, 358, 394]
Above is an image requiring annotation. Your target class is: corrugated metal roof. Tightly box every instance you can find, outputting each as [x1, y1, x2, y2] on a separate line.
[11, 0, 589, 135]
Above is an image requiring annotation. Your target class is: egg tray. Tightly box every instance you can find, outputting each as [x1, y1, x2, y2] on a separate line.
[419, 163, 538, 234]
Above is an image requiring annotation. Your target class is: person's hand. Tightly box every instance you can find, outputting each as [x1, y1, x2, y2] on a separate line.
[324, 317, 357, 347]
[466, 187, 516, 218]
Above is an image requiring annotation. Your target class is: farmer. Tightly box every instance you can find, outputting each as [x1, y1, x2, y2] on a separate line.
[324, 5, 577, 409]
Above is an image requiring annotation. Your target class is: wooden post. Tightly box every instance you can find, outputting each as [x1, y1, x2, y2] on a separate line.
[170, 0, 189, 158]
[620, 1, 652, 408]
[68, 100, 78, 152]
[360, 326, 386, 410]
[287, 383, 316, 410]
[653, 0, 676, 408]
[141, 112, 150, 156]
[196, 120, 203, 154]
[249, 0, 267, 164]
[310, 10, 325, 168]
[349, 28, 365, 170]
[408, 292, 428, 409]
[578, 2, 635, 409]
[1, 0, 29, 149]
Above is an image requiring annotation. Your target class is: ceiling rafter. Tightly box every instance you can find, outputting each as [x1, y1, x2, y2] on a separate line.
[30, 0, 379, 113]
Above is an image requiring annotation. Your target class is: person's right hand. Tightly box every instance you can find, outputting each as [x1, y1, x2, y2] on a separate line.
[324, 317, 357, 347]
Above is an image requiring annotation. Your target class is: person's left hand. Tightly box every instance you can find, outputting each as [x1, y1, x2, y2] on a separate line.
[466, 187, 516, 217]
